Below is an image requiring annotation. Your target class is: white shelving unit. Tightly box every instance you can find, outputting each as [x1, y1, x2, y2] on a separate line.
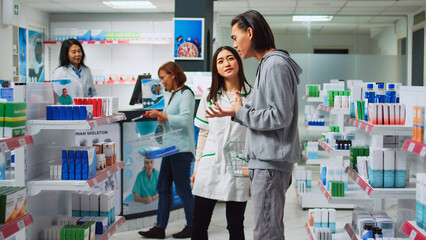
[23, 112, 126, 239]
[318, 139, 350, 156]
[317, 180, 372, 206]
[303, 95, 323, 102]
[27, 161, 125, 196]
[304, 122, 329, 132]
[96, 216, 125, 240]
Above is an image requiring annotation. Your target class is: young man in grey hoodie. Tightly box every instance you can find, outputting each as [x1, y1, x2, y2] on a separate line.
[205, 10, 302, 240]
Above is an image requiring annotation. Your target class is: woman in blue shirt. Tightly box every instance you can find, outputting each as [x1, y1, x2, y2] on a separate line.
[139, 61, 195, 239]
[133, 159, 159, 204]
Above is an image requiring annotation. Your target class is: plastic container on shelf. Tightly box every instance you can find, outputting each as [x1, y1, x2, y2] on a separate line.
[386, 84, 396, 103]
[375, 84, 385, 103]
[223, 141, 248, 177]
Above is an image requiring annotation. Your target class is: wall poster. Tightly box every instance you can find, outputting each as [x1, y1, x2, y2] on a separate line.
[174, 18, 204, 60]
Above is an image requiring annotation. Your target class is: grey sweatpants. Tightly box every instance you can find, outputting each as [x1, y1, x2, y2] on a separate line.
[249, 169, 292, 240]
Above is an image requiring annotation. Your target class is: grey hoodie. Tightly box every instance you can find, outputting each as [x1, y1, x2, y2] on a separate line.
[233, 50, 302, 172]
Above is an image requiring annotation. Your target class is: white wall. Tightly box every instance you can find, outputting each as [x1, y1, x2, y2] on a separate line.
[0, 1, 49, 80]
[369, 26, 398, 55]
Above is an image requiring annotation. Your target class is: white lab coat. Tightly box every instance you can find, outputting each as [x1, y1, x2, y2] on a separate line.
[193, 85, 252, 202]
[52, 65, 97, 98]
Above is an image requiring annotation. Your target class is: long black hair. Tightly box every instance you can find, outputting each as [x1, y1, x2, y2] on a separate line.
[231, 10, 276, 53]
[58, 38, 87, 68]
[207, 46, 251, 103]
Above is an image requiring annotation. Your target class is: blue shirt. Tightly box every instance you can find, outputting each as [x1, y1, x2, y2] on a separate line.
[132, 169, 159, 197]
[69, 64, 82, 78]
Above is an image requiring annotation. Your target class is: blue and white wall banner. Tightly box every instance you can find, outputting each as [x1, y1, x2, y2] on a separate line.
[28, 30, 44, 82]
[18, 27, 27, 82]
[75, 123, 121, 215]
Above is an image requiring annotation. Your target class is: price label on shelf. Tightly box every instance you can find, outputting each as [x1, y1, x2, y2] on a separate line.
[116, 165, 120, 172]
[106, 117, 111, 124]
[108, 232, 111, 238]
[93, 178, 98, 185]
[93, 121, 98, 127]
[17, 220, 25, 230]
[115, 224, 119, 231]
[356, 177, 359, 184]
[18, 138, 26, 146]
[408, 143, 415, 152]
[365, 186, 370, 194]
[0, 142, 8, 152]
[365, 125, 369, 133]
[409, 230, 417, 240]
[107, 170, 111, 177]
[420, 147, 426, 157]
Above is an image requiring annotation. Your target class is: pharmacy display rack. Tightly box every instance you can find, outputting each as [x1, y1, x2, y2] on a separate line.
[317, 180, 372, 207]
[26, 113, 126, 135]
[346, 117, 412, 136]
[0, 213, 34, 240]
[23, 113, 127, 239]
[27, 161, 125, 196]
[345, 166, 416, 200]
[303, 150, 330, 165]
[318, 139, 350, 156]
[401, 221, 426, 240]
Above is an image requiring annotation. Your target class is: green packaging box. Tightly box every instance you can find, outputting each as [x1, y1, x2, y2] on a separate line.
[4, 102, 26, 138]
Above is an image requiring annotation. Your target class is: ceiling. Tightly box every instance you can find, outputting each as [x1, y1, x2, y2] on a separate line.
[19, 0, 426, 34]
[19, 0, 426, 15]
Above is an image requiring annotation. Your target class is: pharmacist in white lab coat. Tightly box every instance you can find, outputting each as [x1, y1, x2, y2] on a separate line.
[191, 46, 252, 239]
[52, 38, 97, 98]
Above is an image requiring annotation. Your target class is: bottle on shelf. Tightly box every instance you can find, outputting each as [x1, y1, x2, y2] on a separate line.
[364, 83, 375, 121]
[375, 83, 385, 103]
[385, 84, 396, 103]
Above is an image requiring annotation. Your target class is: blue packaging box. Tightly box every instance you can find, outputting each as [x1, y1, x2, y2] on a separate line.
[59, 106, 66, 120]
[66, 106, 73, 120]
[90, 30, 106, 41]
[62, 149, 68, 180]
[73, 106, 80, 120]
[52, 106, 60, 120]
[82, 147, 96, 180]
[76, 30, 91, 41]
[68, 149, 75, 180]
[75, 149, 82, 180]
[47, 106, 53, 120]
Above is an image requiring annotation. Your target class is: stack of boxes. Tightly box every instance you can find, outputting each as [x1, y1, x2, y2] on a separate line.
[320, 163, 349, 194]
[308, 208, 337, 233]
[350, 146, 370, 171]
[72, 191, 115, 226]
[0, 102, 26, 138]
[0, 186, 27, 224]
[44, 216, 96, 240]
[327, 90, 350, 108]
[295, 167, 312, 194]
[356, 148, 406, 188]
[60, 147, 96, 180]
[73, 97, 118, 117]
[93, 142, 117, 166]
[306, 84, 320, 97]
[46, 105, 93, 121]
[367, 103, 406, 125]
[352, 209, 394, 238]
[305, 105, 325, 126]
[305, 141, 319, 160]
